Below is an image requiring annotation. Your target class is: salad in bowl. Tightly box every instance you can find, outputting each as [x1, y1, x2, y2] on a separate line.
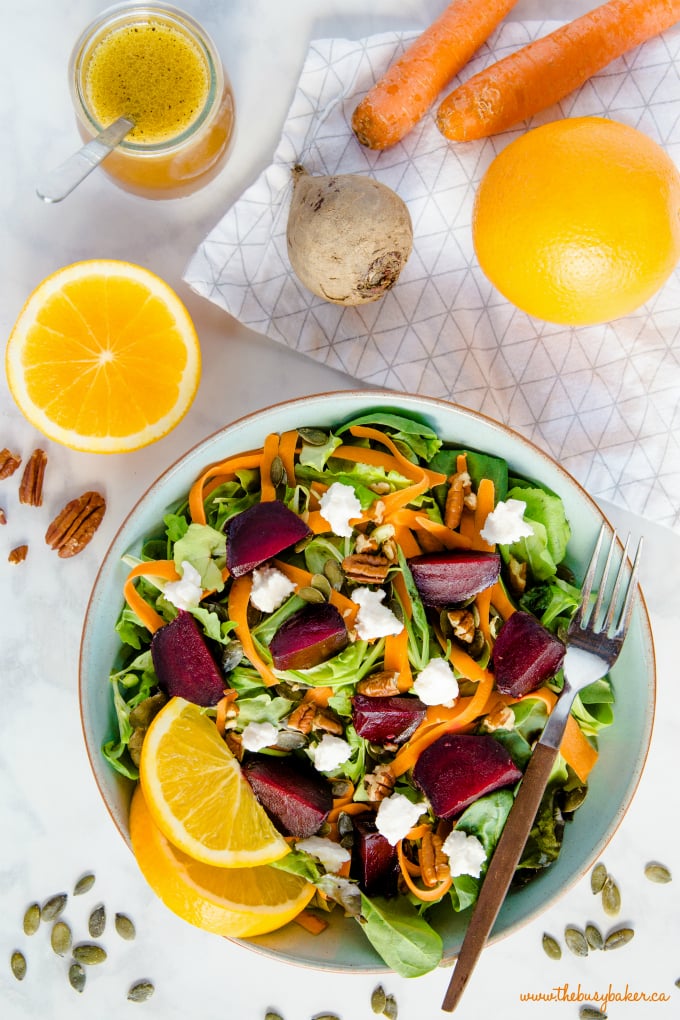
[81, 393, 654, 976]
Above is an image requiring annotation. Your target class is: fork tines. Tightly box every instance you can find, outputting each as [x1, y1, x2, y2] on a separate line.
[573, 525, 643, 640]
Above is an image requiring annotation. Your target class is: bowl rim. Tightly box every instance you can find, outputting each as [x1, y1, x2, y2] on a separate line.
[79, 388, 656, 971]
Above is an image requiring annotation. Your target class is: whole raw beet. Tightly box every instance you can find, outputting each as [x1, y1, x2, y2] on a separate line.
[407, 550, 501, 606]
[225, 500, 311, 577]
[492, 611, 566, 696]
[151, 610, 225, 707]
[413, 734, 522, 818]
[352, 694, 426, 745]
[269, 602, 348, 670]
[243, 755, 333, 838]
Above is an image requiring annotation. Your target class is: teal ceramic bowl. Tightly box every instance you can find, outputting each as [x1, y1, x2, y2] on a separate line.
[79, 390, 655, 972]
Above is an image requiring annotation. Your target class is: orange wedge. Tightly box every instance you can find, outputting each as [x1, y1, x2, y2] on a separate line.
[5, 260, 200, 453]
[130, 785, 315, 937]
[139, 697, 290, 868]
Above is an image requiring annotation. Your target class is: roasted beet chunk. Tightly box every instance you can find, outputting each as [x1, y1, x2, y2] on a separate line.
[413, 734, 522, 818]
[150, 610, 225, 707]
[269, 602, 348, 670]
[242, 755, 332, 838]
[492, 611, 566, 697]
[225, 500, 311, 577]
[352, 815, 399, 897]
[407, 550, 501, 606]
[352, 695, 426, 745]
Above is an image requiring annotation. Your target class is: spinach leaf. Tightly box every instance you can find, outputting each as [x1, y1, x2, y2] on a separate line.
[358, 893, 443, 977]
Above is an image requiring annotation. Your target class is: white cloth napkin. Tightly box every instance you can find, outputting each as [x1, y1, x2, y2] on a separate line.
[185, 20, 680, 532]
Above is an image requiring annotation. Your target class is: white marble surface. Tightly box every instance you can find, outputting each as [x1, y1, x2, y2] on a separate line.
[1, 2, 679, 1018]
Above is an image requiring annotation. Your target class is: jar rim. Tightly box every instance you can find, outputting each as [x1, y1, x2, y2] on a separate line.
[69, 1, 223, 154]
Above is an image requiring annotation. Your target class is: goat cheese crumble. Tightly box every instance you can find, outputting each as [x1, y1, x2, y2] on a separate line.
[319, 481, 362, 537]
[351, 586, 404, 640]
[296, 836, 351, 873]
[412, 657, 459, 707]
[249, 565, 296, 612]
[442, 829, 487, 878]
[309, 733, 352, 772]
[240, 721, 278, 752]
[479, 498, 534, 546]
[376, 792, 428, 846]
[163, 560, 203, 610]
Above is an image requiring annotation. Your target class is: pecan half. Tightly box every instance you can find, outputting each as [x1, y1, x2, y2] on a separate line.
[341, 551, 390, 584]
[419, 829, 451, 888]
[0, 448, 22, 480]
[287, 700, 343, 736]
[18, 448, 47, 506]
[356, 670, 401, 696]
[45, 490, 106, 558]
[8, 544, 28, 564]
[0, 508, 6, 525]
[446, 608, 476, 644]
[364, 763, 395, 803]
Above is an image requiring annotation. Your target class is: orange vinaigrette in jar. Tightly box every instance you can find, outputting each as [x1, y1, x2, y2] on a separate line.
[69, 2, 235, 198]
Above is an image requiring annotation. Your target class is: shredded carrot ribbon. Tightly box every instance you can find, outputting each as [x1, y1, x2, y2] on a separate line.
[259, 432, 281, 502]
[123, 560, 180, 634]
[293, 910, 328, 935]
[278, 429, 299, 486]
[189, 451, 263, 524]
[227, 574, 279, 686]
[384, 628, 413, 693]
[396, 839, 452, 902]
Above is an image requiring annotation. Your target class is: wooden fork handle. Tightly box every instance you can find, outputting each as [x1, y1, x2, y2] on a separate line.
[441, 740, 559, 1012]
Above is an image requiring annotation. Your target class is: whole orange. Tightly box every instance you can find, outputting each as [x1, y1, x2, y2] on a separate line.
[472, 117, 680, 326]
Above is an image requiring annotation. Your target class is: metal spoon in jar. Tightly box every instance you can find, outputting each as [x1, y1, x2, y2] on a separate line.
[36, 116, 134, 203]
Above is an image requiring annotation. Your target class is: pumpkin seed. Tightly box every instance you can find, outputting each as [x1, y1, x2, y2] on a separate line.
[563, 785, 587, 812]
[311, 572, 332, 599]
[88, 904, 106, 938]
[11, 950, 26, 981]
[73, 872, 96, 896]
[383, 993, 398, 1020]
[590, 862, 607, 894]
[565, 925, 589, 957]
[312, 1014, 341, 1020]
[580, 1007, 606, 1019]
[115, 913, 136, 940]
[542, 933, 562, 960]
[602, 876, 621, 916]
[68, 961, 86, 993]
[298, 427, 329, 446]
[222, 640, 244, 673]
[371, 985, 387, 1013]
[51, 920, 72, 957]
[264, 1012, 284, 1020]
[298, 585, 326, 603]
[73, 943, 107, 966]
[644, 861, 672, 884]
[585, 923, 604, 951]
[128, 980, 155, 1003]
[323, 558, 344, 591]
[41, 892, 67, 922]
[604, 926, 634, 950]
[23, 902, 41, 935]
[270, 456, 286, 489]
[675, 978, 680, 989]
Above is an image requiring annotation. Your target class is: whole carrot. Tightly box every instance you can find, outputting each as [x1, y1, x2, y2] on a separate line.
[436, 0, 680, 141]
[351, 0, 519, 150]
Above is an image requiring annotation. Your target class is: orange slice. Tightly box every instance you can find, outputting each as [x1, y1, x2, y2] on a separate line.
[5, 260, 200, 453]
[130, 785, 315, 937]
[139, 697, 290, 868]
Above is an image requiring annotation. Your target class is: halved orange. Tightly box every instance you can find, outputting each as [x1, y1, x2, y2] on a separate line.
[139, 697, 290, 868]
[130, 785, 315, 937]
[5, 260, 201, 453]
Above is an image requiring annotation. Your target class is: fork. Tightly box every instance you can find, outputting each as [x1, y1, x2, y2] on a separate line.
[441, 524, 643, 1013]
